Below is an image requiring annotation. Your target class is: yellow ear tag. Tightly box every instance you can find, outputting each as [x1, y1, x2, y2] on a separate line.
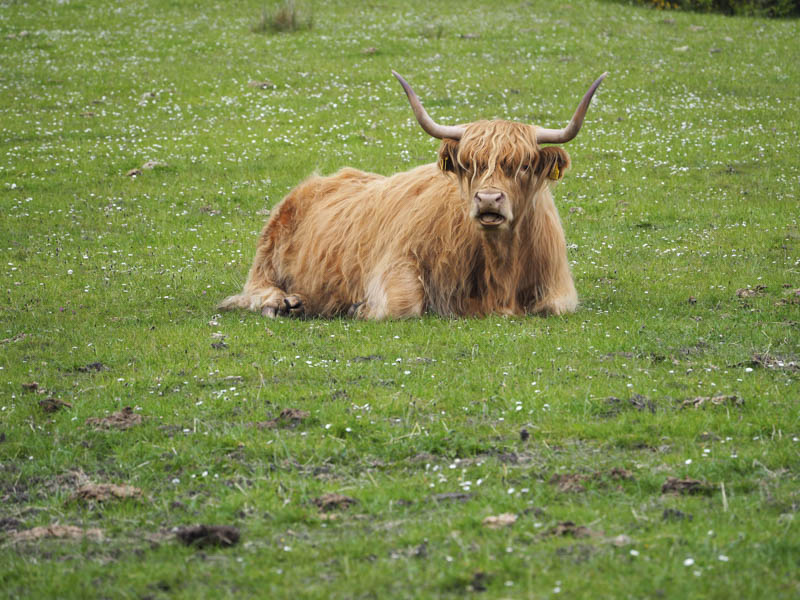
[549, 162, 560, 180]
[440, 156, 448, 171]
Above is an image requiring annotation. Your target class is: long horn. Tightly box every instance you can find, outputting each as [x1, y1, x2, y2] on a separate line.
[535, 72, 608, 144]
[392, 70, 465, 140]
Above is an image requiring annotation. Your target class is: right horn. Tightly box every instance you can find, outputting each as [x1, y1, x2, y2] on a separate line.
[535, 73, 608, 145]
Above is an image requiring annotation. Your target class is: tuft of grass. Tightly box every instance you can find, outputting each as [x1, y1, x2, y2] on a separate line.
[252, 0, 313, 34]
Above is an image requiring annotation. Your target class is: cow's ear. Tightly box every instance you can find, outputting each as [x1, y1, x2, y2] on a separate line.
[535, 147, 571, 181]
[438, 139, 459, 173]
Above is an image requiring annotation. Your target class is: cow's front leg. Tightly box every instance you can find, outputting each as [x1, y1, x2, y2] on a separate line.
[530, 277, 578, 316]
[355, 264, 425, 320]
[219, 286, 305, 318]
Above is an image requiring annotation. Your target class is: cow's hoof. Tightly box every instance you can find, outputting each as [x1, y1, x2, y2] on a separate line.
[347, 301, 365, 318]
[279, 295, 304, 317]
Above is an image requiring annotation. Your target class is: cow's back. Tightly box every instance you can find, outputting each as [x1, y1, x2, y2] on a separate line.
[270, 164, 464, 316]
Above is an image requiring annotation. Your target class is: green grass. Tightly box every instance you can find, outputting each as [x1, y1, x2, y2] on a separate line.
[1, 0, 798, 598]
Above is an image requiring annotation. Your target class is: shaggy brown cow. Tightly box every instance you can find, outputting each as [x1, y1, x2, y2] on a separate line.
[220, 71, 607, 319]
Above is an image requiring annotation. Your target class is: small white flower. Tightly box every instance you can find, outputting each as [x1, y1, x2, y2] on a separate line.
[630, 549, 640, 556]
[685, 459, 692, 465]
[683, 558, 695, 566]
[718, 554, 729, 562]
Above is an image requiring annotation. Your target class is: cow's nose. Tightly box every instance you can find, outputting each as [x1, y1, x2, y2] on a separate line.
[475, 191, 504, 206]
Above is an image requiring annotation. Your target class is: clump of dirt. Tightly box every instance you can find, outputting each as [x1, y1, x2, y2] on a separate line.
[662, 477, 715, 495]
[738, 353, 799, 372]
[430, 492, 474, 503]
[681, 395, 742, 409]
[482, 513, 517, 529]
[39, 397, 72, 413]
[0, 517, 22, 531]
[736, 285, 766, 298]
[545, 521, 601, 539]
[468, 571, 489, 592]
[72, 483, 142, 503]
[75, 362, 108, 373]
[628, 394, 657, 413]
[662, 508, 693, 521]
[608, 467, 634, 480]
[10, 524, 104, 542]
[351, 355, 383, 362]
[549, 473, 587, 493]
[175, 525, 240, 548]
[257, 408, 310, 429]
[549, 468, 635, 493]
[86, 406, 142, 430]
[312, 493, 358, 512]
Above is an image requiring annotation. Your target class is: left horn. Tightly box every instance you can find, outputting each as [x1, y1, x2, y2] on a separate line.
[535, 72, 608, 144]
[392, 70, 465, 140]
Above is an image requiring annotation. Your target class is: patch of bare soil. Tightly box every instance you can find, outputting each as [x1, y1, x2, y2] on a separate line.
[312, 493, 358, 512]
[681, 395, 743, 409]
[257, 408, 310, 429]
[85, 406, 142, 430]
[545, 521, 602, 539]
[175, 525, 240, 548]
[662, 477, 715, 495]
[73, 483, 142, 503]
[10, 524, 103, 543]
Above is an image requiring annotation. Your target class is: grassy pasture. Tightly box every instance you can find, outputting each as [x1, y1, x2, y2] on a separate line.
[1, 0, 798, 597]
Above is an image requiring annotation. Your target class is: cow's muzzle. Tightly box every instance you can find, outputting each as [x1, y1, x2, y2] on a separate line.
[473, 190, 509, 229]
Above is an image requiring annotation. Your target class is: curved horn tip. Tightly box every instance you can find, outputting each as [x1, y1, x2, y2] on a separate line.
[391, 70, 407, 85]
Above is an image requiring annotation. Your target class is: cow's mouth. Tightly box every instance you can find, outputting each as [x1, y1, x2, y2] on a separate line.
[478, 212, 506, 227]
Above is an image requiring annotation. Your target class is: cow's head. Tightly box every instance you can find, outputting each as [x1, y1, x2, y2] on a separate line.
[393, 71, 606, 232]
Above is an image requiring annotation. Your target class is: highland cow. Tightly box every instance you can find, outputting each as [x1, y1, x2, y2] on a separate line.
[220, 71, 607, 319]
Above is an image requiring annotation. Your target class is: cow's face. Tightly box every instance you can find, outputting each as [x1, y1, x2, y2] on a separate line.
[392, 70, 604, 230]
[437, 121, 570, 231]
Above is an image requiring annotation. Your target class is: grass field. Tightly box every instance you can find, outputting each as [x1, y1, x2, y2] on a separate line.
[1, 0, 798, 597]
